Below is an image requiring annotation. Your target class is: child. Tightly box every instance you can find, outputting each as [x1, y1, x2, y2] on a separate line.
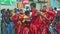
[11, 9, 24, 34]
[1, 9, 7, 34]
[22, 11, 31, 34]
[6, 10, 15, 34]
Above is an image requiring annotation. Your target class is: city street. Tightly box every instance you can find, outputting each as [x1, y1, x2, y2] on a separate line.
[0, 0, 60, 34]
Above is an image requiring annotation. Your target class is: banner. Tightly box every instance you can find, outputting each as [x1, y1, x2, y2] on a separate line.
[0, 0, 17, 5]
[0, 0, 3, 4]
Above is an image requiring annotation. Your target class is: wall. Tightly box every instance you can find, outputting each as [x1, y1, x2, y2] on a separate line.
[50, 0, 60, 9]
[0, 5, 17, 10]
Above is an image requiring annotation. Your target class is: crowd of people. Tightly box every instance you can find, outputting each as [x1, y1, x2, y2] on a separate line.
[1, 3, 60, 34]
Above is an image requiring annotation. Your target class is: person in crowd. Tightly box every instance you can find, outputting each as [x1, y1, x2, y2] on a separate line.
[55, 10, 60, 34]
[48, 7, 56, 21]
[11, 9, 24, 34]
[12, 9, 16, 16]
[6, 10, 15, 34]
[30, 3, 56, 34]
[40, 6, 56, 34]
[1, 9, 7, 34]
[16, 9, 20, 14]
[51, 10, 60, 34]
[26, 6, 30, 11]
[22, 10, 31, 34]
[39, 6, 51, 34]
[14, 8, 17, 13]
[25, 6, 32, 16]
[47, 7, 57, 34]
[30, 3, 38, 34]
[30, 3, 49, 34]
[11, 12, 19, 34]
[11, 10, 16, 34]
[16, 9, 23, 14]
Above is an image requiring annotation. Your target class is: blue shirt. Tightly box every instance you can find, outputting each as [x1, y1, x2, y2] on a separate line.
[16, 11, 20, 14]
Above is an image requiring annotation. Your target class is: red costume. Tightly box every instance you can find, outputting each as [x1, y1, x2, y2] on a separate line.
[56, 25, 60, 34]
[22, 14, 31, 34]
[31, 9, 41, 34]
[31, 9, 40, 27]
[23, 27, 29, 34]
[39, 10, 56, 34]
[12, 13, 24, 34]
[31, 9, 56, 34]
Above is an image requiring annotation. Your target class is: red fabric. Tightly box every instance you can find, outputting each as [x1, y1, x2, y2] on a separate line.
[31, 9, 56, 34]
[18, 14, 24, 21]
[46, 10, 56, 21]
[57, 11, 60, 16]
[56, 25, 60, 30]
[39, 11, 50, 34]
[42, 10, 56, 34]
[56, 25, 60, 34]
[11, 14, 19, 29]
[31, 9, 40, 26]
[11, 14, 24, 34]
[23, 27, 29, 34]
[30, 24, 37, 34]
[31, 9, 41, 34]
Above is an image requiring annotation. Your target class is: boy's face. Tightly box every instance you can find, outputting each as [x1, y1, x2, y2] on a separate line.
[30, 5, 33, 9]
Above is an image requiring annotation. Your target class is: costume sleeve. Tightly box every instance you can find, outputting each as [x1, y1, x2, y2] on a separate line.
[47, 11, 56, 21]
[18, 15, 24, 21]
[11, 14, 18, 21]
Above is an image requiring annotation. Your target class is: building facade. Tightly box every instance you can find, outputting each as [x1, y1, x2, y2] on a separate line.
[50, 0, 60, 9]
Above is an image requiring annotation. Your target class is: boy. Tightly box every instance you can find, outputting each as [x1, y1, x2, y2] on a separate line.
[22, 11, 31, 34]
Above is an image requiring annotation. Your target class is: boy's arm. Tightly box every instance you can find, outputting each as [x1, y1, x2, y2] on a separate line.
[36, 12, 49, 21]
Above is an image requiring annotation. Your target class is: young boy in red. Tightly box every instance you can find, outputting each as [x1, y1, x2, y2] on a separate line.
[22, 11, 31, 34]
[11, 10, 24, 34]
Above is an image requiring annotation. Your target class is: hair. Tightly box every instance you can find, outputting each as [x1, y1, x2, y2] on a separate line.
[1, 9, 6, 13]
[54, 7, 57, 10]
[7, 9, 9, 11]
[1, 9, 3, 13]
[43, 5, 46, 8]
[30, 3, 36, 8]
[26, 6, 29, 9]
[25, 11, 30, 15]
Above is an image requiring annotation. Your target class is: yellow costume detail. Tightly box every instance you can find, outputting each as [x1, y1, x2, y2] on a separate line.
[22, 15, 29, 23]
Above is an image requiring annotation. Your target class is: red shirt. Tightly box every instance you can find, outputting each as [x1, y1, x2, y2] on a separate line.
[31, 9, 41, 27]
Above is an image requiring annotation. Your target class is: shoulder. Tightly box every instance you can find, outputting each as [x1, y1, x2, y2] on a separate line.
[33, 9, 38, 12]
[47, 11, 56, 15]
